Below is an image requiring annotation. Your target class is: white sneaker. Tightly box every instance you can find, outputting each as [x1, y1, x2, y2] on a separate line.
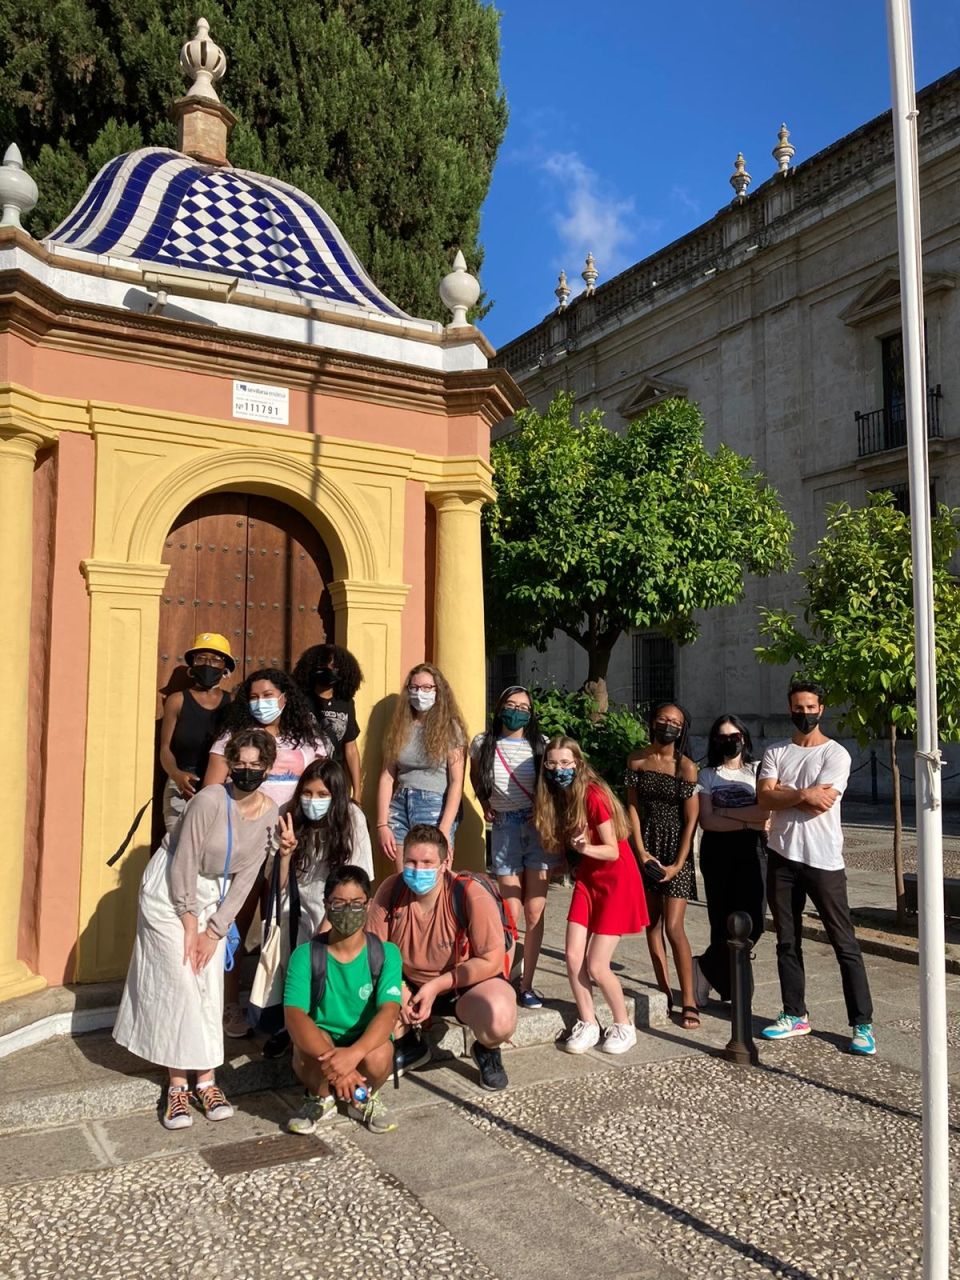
[600, 1022, 637, 1055]
[561, 1019, 601, 1054]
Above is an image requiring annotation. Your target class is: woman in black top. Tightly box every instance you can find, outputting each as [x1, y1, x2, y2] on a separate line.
[158, 633, 234, 833]
[292, 643, 363, 799]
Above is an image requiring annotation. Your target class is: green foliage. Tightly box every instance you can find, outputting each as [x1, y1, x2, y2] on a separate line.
[533, 685, 648, 791]
[484, 393, 794, 680]
[756, 492, 960, 744]
[2, 0, 507, 321]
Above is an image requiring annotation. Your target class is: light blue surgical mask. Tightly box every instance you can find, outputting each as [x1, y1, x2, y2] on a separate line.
[546, 767, 576, 789]
[402, 866, 439, 895]
[301, 796, 331, 822]
[249, 697, 281, 724]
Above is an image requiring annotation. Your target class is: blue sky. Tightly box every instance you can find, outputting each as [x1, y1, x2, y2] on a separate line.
[478, 1, 960, 349]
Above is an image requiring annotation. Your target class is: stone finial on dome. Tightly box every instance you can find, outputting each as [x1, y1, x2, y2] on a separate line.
[0, 144, 38, 231]
[555, 270, 570, 310]
[582, 252, 598, 296]
[170, 18, 236, 167]
[439, 250, 480, 328]
[729, 152, 751, 202]
[772, 123, 795, 176]
[180, 18, 227, 103]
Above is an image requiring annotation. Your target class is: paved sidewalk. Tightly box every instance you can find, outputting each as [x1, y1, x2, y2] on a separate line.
[1, 881, 959, 1278]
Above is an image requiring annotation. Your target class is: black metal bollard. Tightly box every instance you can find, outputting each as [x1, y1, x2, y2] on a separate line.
[721, 910, 759, 1066]
[870, 749, 878, 804]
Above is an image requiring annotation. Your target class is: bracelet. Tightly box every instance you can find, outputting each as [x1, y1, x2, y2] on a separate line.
[377, 823, 390, 829]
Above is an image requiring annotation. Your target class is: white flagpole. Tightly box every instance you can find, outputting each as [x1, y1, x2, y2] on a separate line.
[885, 3, 950, 1276]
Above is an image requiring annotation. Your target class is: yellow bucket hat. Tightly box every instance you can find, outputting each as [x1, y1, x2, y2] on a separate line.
[184, 632, 236, 672]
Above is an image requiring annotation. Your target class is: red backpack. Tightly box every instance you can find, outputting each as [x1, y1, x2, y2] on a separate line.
[386, 872, 518, 981]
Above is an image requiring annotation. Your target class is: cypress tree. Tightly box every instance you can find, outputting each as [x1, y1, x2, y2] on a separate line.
[0, 0, 507, 320]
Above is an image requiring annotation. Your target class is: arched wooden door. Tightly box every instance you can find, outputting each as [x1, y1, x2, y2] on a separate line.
[157, 493, 336, 699]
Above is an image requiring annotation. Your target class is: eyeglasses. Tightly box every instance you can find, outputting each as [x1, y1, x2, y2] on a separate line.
[192, 655, 226, 668]
[655, 718, 684, 729]
[326, 898, 367, 911]
[409, 683, 436, 693]
[503, 701, 530, 711]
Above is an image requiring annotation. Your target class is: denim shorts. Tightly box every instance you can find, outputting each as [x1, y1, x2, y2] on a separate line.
[389, 786, 461, 848]
[490, 810, 556, 877]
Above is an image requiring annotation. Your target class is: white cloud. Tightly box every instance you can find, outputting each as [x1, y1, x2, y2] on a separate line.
[539, 150, 657, 287]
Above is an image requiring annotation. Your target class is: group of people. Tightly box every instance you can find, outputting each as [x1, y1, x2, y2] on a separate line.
[114, 636, 877, 1138]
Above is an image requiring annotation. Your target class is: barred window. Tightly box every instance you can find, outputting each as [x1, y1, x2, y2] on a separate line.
[487, 651, 519, 713]
[632, 632, 675, 715]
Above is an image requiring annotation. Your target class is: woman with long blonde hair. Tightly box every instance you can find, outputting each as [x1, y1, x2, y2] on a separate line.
[376, 663, 468, 873]
[533, 736, 648, 1055]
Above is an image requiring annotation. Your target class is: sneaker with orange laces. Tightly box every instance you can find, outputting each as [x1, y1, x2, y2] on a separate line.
[162, 1086, 194, 1130]
[195, 1082, 234, 1122]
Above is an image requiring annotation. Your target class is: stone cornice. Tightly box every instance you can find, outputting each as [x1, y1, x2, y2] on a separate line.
[0, 269, 523, 422]
[498, 67, 960, 376]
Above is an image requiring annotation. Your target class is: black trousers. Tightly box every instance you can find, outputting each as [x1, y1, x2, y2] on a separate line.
[697, 831, 765, 1001]
[766, 850, 873, 1026]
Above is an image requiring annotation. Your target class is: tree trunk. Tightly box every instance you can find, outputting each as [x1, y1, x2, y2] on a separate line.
[890, 722, 906, 924]
[583, 637, 615, 718]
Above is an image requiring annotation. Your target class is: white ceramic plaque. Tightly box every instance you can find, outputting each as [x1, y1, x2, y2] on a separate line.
[232, 380, 290, 425]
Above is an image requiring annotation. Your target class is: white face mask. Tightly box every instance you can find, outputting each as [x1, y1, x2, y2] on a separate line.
[409, 689, 436, 712]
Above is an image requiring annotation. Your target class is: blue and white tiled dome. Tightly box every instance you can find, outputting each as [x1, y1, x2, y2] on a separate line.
[45, 147, 408, 318]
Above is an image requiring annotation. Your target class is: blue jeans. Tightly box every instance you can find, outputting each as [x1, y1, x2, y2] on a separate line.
[490, 810, 556, 876]
[389, 786, 461, 851]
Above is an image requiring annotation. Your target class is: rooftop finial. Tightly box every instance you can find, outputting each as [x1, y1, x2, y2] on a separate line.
[729, 152, 751, 202]
[582, 252, 598, 296]
[0, 144, 38, 231]
[772, 123, 796, 176]
[555, 270, 570, 310]
[439, 249, 480, 328]
[179, 17, 227, 103]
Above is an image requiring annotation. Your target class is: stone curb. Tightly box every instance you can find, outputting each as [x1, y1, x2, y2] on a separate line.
[0, 990, 668, 1134]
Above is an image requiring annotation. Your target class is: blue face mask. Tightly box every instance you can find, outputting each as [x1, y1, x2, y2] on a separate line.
[301, 796, 331, 822]
[546, 767, 576, 789]
[501, 707, 531, 731]
[249, 697, 281, 725]
[402, 866, 439, 895]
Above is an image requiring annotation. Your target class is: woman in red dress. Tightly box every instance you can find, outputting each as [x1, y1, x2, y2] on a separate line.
[533, 736, 649, 1055]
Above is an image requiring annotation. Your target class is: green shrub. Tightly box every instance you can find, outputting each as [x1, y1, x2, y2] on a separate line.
[532, 686, 648, 794]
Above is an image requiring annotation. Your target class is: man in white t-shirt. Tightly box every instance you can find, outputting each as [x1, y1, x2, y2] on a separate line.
[757, 681, 875, 1056]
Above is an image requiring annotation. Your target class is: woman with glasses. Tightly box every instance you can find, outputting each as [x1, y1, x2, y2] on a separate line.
[376, 663, 468, 874]
[114, 729, 296, 1130]
[693, 714, 768, 1006]
[470, 685, 552, 1007]
[157, 633, 234, 833]
[203, 667, 328, 1037]
[625, 701, 700, 1029]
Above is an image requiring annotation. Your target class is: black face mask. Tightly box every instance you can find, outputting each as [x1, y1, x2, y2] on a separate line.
[230, 767, 267, 793]
[653, 723, 682, 745]
[717, 734, 742, 759]
[791, 711, 821, 734]
[313, 668, 336, 691]
[191, 665, 222, 690]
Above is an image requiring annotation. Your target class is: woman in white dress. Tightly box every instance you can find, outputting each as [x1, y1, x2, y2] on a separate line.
[114, 729, 296, 1130]
[258, 758, 374, 1056]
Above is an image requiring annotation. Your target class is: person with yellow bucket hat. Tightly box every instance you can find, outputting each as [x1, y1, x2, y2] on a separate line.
[158, 633, 235, 833]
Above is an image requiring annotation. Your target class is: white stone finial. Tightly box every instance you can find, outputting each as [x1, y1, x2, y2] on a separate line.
[582, 252, 598, 296]
[555, 270, 570, 310]
[0, 144, 38, 231]
[729, 152, 751, 201]
[180, 17, 227, 103]
[439, 249, 480, 327]
[772, 122, 795, 176]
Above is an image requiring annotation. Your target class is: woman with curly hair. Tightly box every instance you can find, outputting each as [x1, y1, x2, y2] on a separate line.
[625, 701, 700, 1030]
[533, 736, 648, 1055]
[376, 663, 468, 873]
[203, 667, 328, 1035]
[292, 643, 364, 799]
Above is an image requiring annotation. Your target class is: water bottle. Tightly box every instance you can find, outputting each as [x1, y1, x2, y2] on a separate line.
[352, 1085, 369, 1104]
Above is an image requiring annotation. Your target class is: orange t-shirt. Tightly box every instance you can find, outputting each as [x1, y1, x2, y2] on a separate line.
[367, 872, 505, 986]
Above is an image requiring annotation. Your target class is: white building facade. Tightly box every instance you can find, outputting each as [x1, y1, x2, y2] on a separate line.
[493, 69, 960, 797]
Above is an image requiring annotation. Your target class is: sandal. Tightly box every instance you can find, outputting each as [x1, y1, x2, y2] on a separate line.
[680, 1005, 701, 1030]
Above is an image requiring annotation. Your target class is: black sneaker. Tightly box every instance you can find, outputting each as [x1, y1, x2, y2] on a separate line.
[393, 1030, 431, 1077]
[471, 1041, 508, 1091]
[262, 1029, 291, 1059]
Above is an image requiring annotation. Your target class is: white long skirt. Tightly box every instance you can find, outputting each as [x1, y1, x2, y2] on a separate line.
[113, 847, 227, 1071]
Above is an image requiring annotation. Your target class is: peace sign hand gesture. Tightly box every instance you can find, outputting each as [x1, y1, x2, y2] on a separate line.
[277, 812, 297, 858]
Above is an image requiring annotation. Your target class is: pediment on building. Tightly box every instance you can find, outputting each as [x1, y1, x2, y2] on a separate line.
[840, 269, 957, 326]
[617, 375, 687, 419]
